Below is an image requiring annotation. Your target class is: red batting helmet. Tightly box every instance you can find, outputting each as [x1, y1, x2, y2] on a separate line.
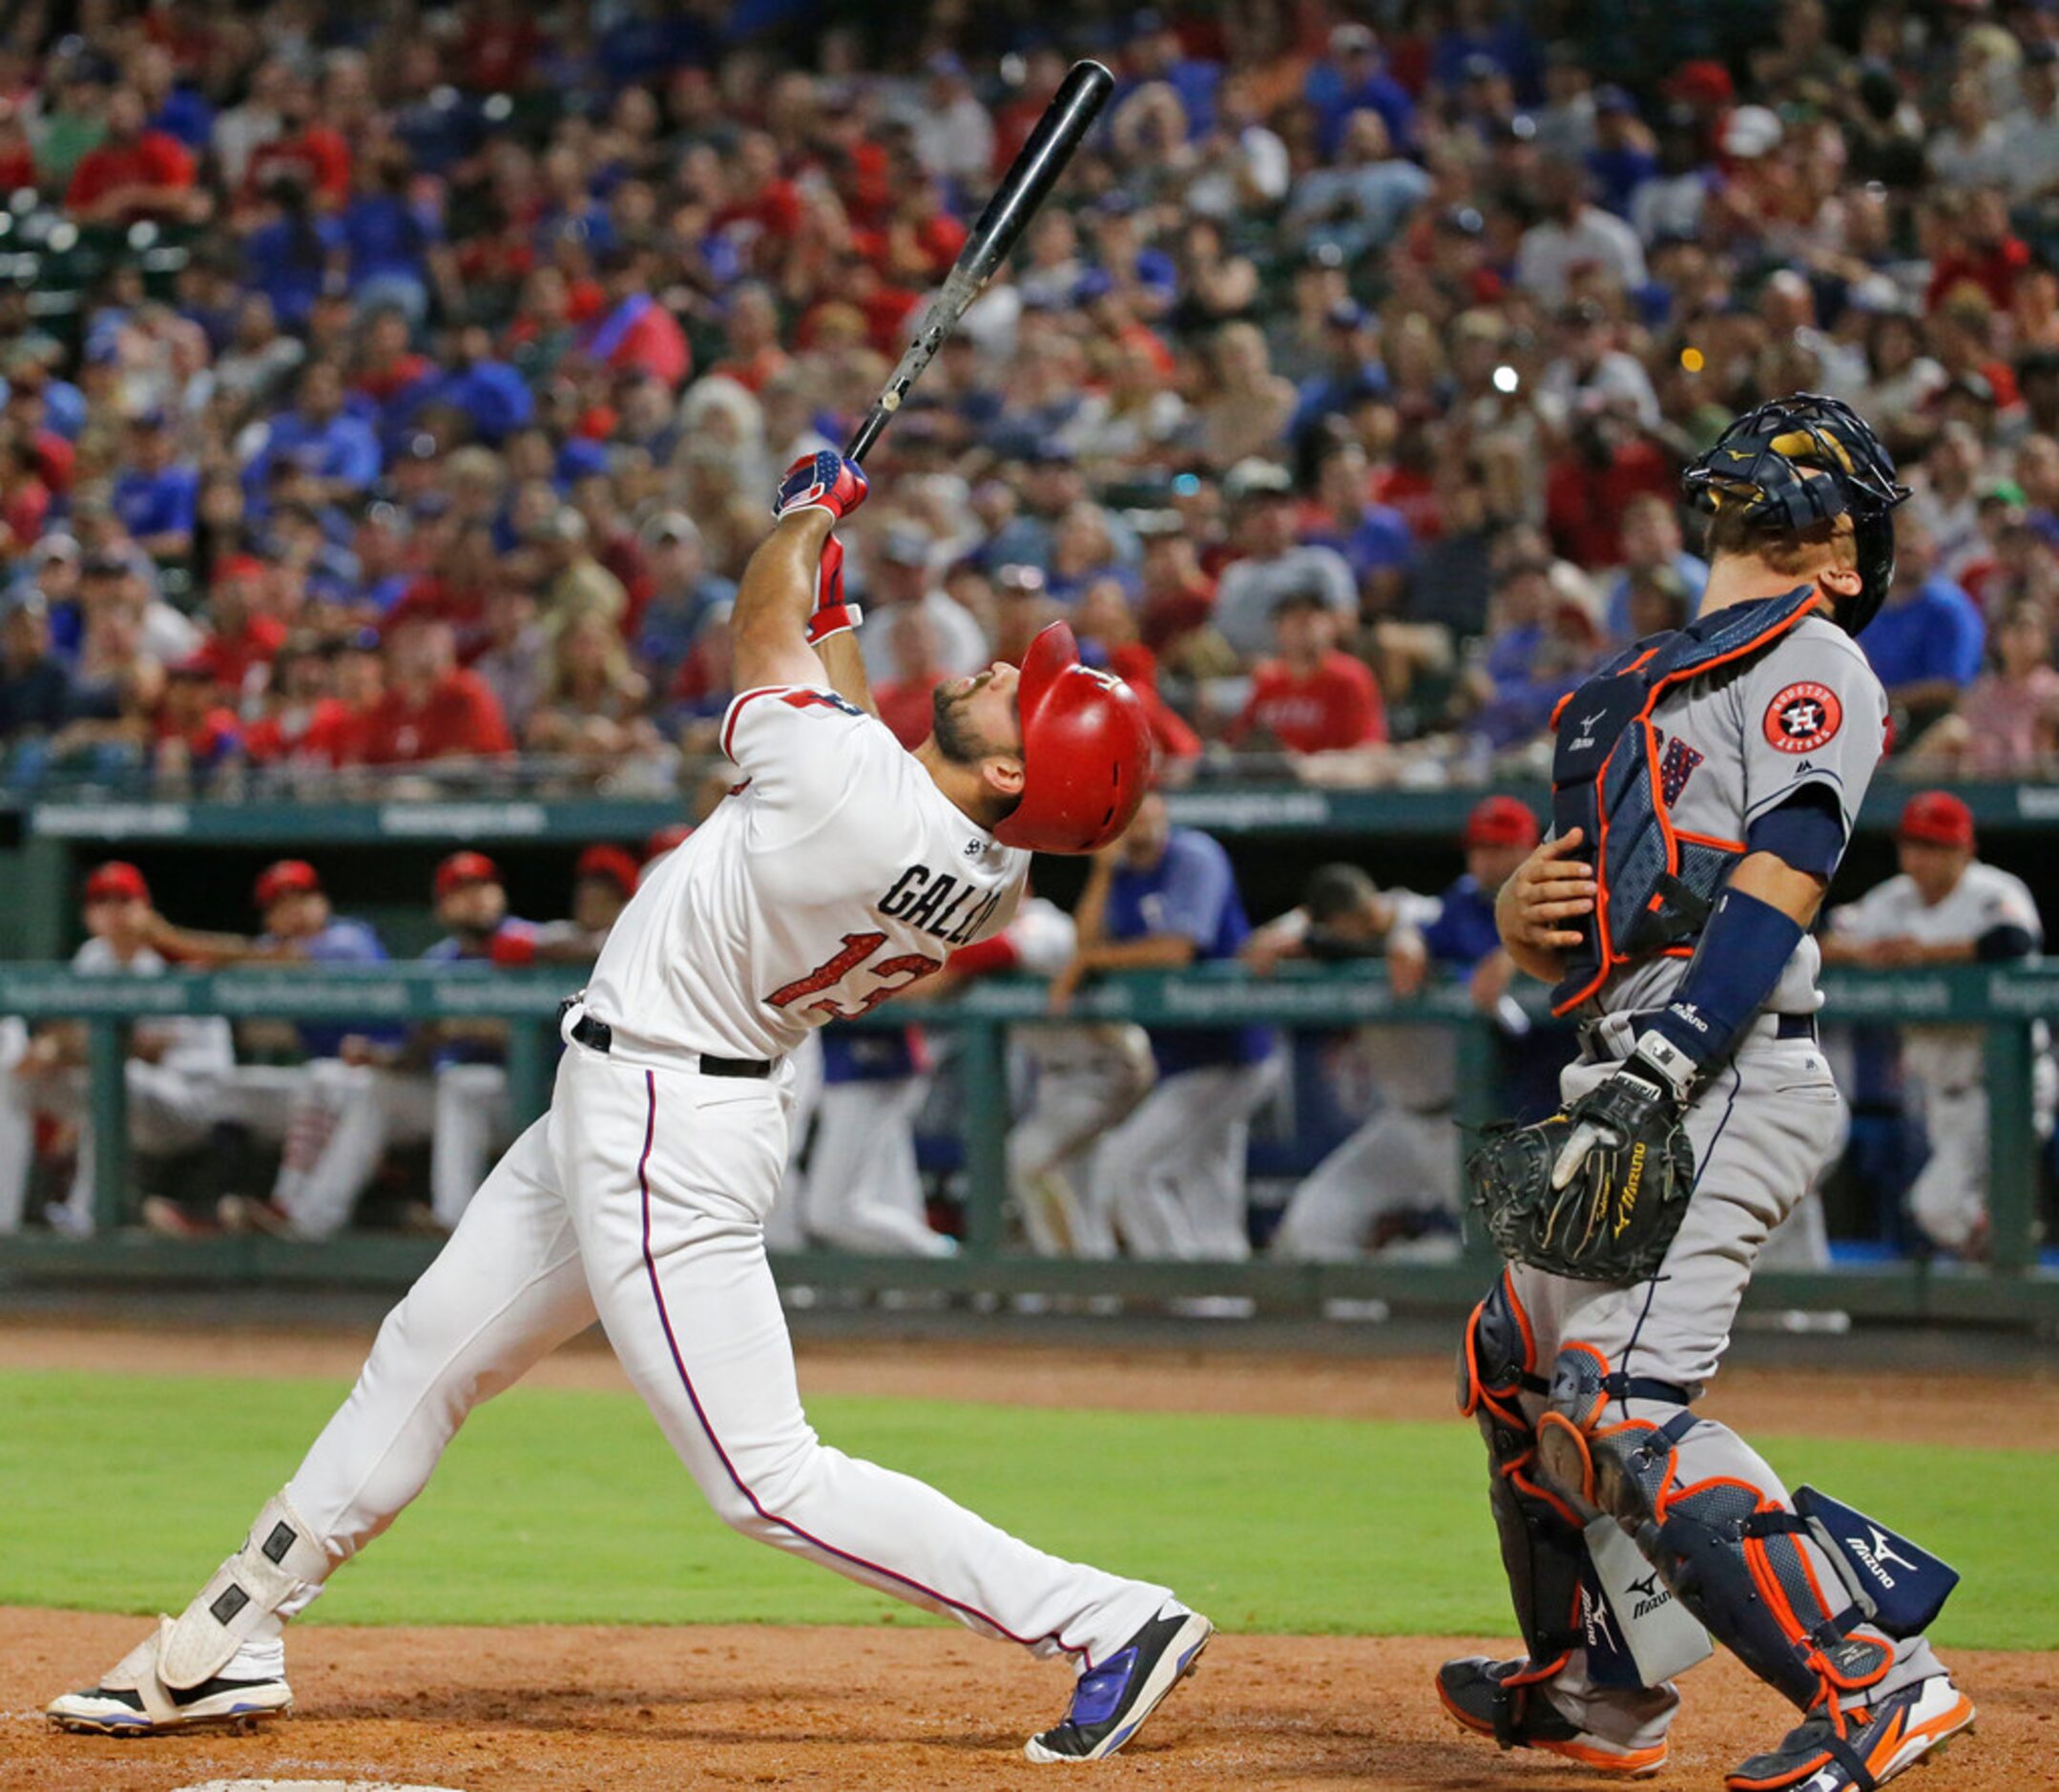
[993, 622, 1155, 855]
[1898, 790, 1975, 850]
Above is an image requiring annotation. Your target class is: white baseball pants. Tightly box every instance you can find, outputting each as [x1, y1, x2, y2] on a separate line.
[1906, 1083, 1987, 1254]
[0, 1048, 223, 1235]
[1089, 1058, 1281, 1261]
[431, 1062, 514, 1230]
[276, 1037, 1169, 1666]
[272, 1062, 437, 1240]
[1006, 1027, 1154, 1259]
[1270, 1103, 1459, 1261]
[801, 1075, 953, 1256]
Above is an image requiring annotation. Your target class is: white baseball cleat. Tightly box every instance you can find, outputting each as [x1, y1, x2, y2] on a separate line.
[47, 1618, 293, 1736]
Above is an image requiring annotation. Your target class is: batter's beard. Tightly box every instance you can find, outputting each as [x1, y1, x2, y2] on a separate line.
[930, 683, 987, 765]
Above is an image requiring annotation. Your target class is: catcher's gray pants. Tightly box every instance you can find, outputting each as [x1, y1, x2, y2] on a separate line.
[1493, 1019, 1946, 1751]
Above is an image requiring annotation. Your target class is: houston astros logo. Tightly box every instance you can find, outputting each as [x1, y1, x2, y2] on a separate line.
[1763, 681, 1842, 754]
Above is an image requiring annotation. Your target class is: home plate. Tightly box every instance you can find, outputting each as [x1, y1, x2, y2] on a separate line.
[172, 1782, 465, 1791]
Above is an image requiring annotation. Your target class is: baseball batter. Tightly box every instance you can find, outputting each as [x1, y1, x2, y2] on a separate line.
[1442, 398, 1975, 1791]
[49, 452, 1210, 1763]
[1822, 789, 2046, 1258]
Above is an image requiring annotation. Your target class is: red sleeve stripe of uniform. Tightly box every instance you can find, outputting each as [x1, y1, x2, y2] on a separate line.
[720, 686, 794, 762]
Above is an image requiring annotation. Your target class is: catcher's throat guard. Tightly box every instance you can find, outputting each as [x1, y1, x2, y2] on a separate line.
[1546, 587, 1820, 1017]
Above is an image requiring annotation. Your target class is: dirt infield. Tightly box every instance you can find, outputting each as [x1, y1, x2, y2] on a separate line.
[2, 1612, 2043, 1791]
[3, 1319, 2052, 1789]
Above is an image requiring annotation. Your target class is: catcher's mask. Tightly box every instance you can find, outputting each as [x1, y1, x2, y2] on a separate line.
[1682, 392, 1908, 635]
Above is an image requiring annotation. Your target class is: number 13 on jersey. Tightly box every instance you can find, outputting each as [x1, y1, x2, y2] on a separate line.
[767, 931, 944, 1020]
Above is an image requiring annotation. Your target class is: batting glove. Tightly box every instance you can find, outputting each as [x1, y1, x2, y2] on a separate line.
[805, 536, 862, 644]
[773, 450, 869, 526]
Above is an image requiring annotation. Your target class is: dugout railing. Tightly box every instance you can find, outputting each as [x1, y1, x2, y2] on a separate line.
[0, 959, 2050, 1325]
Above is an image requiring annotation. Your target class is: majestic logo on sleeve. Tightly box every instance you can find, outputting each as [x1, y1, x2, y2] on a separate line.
[1763, 681, 1842, 754]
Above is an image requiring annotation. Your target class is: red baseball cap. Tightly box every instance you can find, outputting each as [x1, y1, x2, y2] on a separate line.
[254, 858, 322, 912]
[215, 553, 267, 584]
[1465, 795, 1542, 850]
[1899, 791, 1975, 849]
[575, 844, 640, 899]
[85, 861, 150, 905]
[434, 850, 502, 899]
[643, 823, 694, 863]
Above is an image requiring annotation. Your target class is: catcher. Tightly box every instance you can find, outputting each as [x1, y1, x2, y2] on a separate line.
[1444, 396, 1975, 1790]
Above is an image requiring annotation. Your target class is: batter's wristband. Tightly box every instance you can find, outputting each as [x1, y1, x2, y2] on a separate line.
[806, 603, 860, 644]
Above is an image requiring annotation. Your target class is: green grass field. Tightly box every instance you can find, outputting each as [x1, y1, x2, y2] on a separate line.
[3, 1368, 2052, 1651]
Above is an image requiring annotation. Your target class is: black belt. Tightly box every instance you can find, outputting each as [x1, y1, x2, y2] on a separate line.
[562, 1003, 774, 1079]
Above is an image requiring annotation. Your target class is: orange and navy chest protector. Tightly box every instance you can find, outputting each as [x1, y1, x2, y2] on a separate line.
[1548, 586, 1820, 1018]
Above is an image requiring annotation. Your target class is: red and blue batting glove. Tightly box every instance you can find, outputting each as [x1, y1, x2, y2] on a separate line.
[773, 450, 868, 526]
[805, 536, 861, 644]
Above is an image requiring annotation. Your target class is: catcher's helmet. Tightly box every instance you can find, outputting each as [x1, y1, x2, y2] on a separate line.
[993, 622, 1155, 855]
[1682, 392, 1909, 635]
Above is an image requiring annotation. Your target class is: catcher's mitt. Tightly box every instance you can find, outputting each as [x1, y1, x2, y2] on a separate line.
[1466, 1099, 1695, 1284]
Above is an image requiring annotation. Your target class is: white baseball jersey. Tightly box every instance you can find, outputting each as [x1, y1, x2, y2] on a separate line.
[585, 685, 1028, 1061]
[73, 939, 234, 1080]
[1829, 861, 2043, 1090]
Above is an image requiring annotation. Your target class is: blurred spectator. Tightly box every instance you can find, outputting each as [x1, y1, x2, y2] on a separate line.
[1283, 111, 1431, 261]
[1269, 797, 1535, 1261]
[1863, 522, 1987, 742]
[875, 609, 948, 750]
[1823, 793, 2047, 1258]
[1213, 460, 1358, 656]
[1601, 494, 1709, 640]
[1051, 793, 1279, 1262]
[0, 594, 73, 752]
[0, 2, 2054, 793]
[1514, 158, 1647, 303]
[1305, 25, 1414, 161]
[0, 862, 233, 1239]
[359, 619, 512, 765]
[110, 411, 198, 561]
[65, 86, 201, 225]
[1225, 592, 1385, 757]
[1910, 602, 2059, 778]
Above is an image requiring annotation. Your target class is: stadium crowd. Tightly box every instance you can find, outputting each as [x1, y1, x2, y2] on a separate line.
[2, 0, 2056, 1271]
[1, 1, 2059, 794]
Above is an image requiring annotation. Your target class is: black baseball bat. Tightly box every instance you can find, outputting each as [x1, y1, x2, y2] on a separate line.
[844, 58, 1114, 465]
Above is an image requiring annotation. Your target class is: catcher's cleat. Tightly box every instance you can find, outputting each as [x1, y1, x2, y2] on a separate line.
[1024, 1605, 1211, 1762]
[48, 1619, 292, 1735]
[1725, 1676, 1975, 1792]
[1437, 1656, 1668, 1777]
